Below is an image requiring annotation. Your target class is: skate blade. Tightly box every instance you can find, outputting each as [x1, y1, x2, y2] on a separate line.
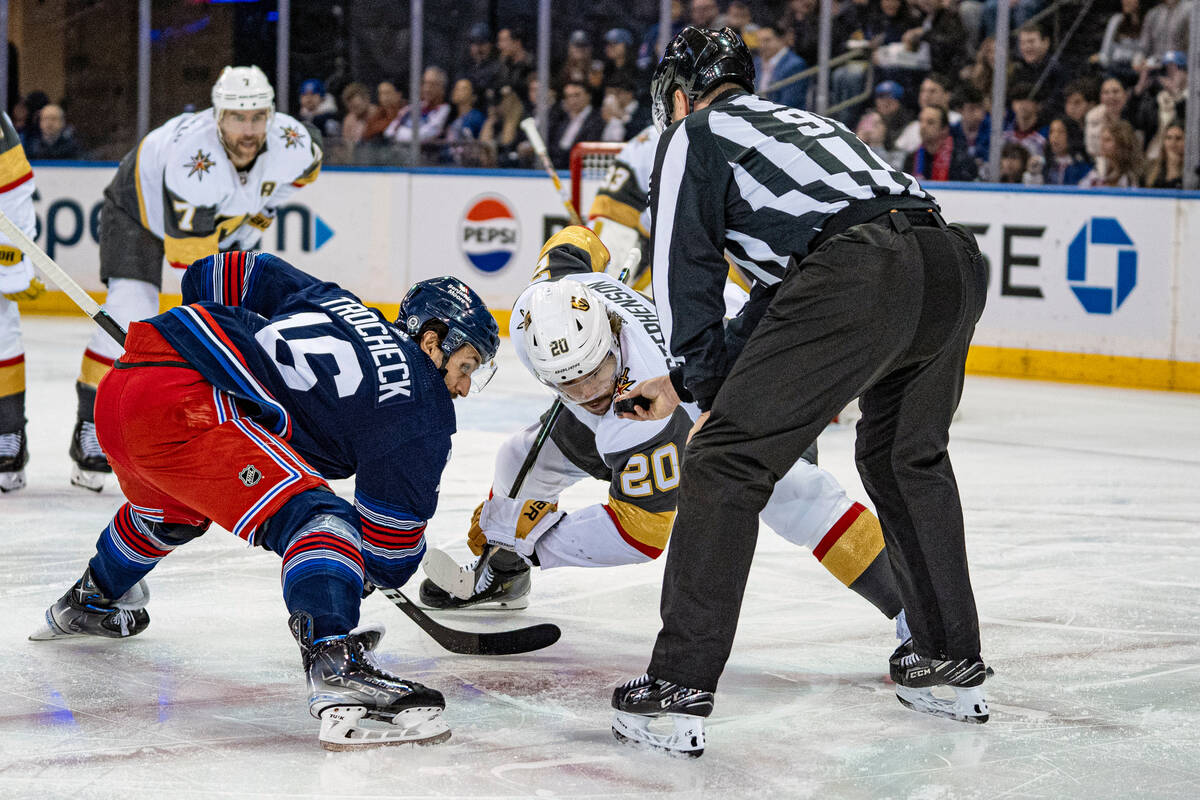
[895, 685, 989, 724]
[28, 611, 73, 641]
[318, 705, 451, 751]
[422, 548, 477, 600]
[0, 470, 26, 492]
[611, 710, 705, 758]
[70, 465, 106, 492]
[414, 594, 529, 612]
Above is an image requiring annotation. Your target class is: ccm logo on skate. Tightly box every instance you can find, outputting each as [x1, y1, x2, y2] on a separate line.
[460, 195, 519, 273]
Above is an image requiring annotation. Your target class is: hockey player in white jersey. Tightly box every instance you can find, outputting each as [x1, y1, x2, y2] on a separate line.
[0, 112, 39, 493]
[68, 65, 323, 491]
[419, 229, 908, 673]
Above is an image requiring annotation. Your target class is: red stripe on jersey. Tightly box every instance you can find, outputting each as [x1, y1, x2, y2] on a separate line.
[0, 170, 34, 194]
[812, 502, 867, 561]
[286, 533, 364, 567]
[113, 505, 172, 559]
[0, 354, 25, 368]
[602, 504, 663, 559]
[83, 349, 117, 368]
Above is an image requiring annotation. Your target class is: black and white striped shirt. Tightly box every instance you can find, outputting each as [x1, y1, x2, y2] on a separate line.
[649, 89, 935, 410]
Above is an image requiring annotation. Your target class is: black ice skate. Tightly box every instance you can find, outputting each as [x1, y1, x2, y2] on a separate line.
[69, 419, 111, 492]
[610, 673, 714, 757]
[418, 548, 531, 610]
[290, 611, 451, 750]
[889, 639, 990, 724]
[0, 428, 28, 493]
[28, 567, 150, 640]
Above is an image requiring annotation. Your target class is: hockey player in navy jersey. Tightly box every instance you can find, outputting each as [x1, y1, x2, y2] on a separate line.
[29, 251, 500, 750]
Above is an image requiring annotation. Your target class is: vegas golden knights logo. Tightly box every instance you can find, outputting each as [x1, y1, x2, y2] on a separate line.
[570, 295, 590, 311]
[261, 181, 277, 197]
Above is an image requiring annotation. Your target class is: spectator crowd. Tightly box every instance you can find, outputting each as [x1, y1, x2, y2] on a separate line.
[9, 1, 1196, 188]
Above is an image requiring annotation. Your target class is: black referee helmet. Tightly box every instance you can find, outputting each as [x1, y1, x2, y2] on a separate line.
[650, 26, 755, 132]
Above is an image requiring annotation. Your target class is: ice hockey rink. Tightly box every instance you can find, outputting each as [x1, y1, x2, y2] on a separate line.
[2, 316, 1198, 799]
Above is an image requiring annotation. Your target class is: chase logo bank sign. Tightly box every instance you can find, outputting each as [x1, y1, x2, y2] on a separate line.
[1066, 217, 1136, 315]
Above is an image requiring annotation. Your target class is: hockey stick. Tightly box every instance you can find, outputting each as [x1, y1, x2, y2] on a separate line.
[520, 118, 583, 226]
[0, 208, 559, 657]
[422, 398, 565, 599]
[0, 211, 126, 346]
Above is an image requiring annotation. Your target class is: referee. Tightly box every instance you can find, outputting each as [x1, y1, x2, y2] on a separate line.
[611, 27, 990, 754]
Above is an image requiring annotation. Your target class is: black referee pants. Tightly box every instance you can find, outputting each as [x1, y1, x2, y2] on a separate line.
[648, 214, 988, 692]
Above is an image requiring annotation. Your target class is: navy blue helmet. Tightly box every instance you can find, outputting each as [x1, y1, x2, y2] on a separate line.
[399, 276, 500, 391]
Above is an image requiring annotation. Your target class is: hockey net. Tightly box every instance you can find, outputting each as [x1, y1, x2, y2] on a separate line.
[569, 142, 623, 222]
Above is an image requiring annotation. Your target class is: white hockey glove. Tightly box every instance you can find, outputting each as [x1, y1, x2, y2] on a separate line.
[477, 496, 564, 562]
[0, 246, 44, 301]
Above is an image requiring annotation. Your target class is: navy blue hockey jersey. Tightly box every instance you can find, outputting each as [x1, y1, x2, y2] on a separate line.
[149, 251, 453, 584]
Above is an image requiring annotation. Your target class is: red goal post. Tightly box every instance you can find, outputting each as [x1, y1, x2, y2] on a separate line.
[569, 141, 624, 222]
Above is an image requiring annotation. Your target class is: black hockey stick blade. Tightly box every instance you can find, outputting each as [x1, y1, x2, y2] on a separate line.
[380, 588, 561, 656]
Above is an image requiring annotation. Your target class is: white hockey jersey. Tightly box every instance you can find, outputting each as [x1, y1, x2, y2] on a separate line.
[106, 110, 322, 269]
[0, 112, 38, 298]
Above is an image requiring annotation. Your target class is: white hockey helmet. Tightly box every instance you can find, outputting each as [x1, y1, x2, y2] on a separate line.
[211, 65, 275, 117]
[523, 280, 620, 404]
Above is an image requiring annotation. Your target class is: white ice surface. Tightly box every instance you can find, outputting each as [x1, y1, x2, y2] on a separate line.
[2, 316, 1199, 799]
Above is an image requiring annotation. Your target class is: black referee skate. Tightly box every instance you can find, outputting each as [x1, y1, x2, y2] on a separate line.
[69, 419, 111, 492]
[0, 427, 28, 492]
[418, 549, 531, 611]
[889, 639, 990, 724]
[611, 673, 714, 757]
[290, 611, 451, 750]
[28, 567, 150, 640]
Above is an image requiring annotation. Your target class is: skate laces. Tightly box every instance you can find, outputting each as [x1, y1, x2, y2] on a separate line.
[77, 422, 104, 458]
[474, 562, 494, 594]
[0, 431, 22, 459]
[899, 651, 923, 668]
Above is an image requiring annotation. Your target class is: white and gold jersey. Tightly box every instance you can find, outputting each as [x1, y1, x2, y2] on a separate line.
[107, 110, 321, 268]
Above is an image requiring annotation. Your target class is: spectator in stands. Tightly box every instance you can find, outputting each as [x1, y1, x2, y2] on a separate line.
[980, 0, 1048, 39]
[339, 82, 373, 147]
[387, 68, 452, 143]
[10, 96, 29, 142]
[998, 141, 1032, 183]
[856, 110, 896, 164]
[600, 76, 651, 142]
[910, 0, 969, 80]
[639, 0, 686, 70]
[480, 84, 526, 168]
[1041, 117, 1092, 185]
[756, 23, 808, 109]
[558, 31, 599, 97]
[548, 79, 605, 169]
[362, 80, 404, 144]
[960, 36, 994, 95]
[445, 79, 486, 143]
[602, 28, 641, 96]
[1085, 77, 1131, 158]
[872, 80, 914, 151]
[1080, 119, 1144, 187]
[497, 26, 534, 94]
[1096, 0, 1146, 82]
[465, 23, 501, 97]
[26, 103, 82, 160]
[905, 105, 978, 181]
[894, 73, 959, 155]
[690, 0, 721, 29]
[724, 2, 761, 50]
[1130, 50, 1188, 156]
[1003, 83, 1047, 160]
[1140, 0, 1193, 62]
[1010, 23, 1067, 115]
[297, 79, 341, 139]
[789, 0, 823, 66]
[1063, 78, 1099, 128]
[952, 84, 991, 163]
[1144, 120, 1185, 188]
[872, 0, 932, 85]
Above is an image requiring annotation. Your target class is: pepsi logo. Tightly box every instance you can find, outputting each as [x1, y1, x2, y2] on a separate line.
[460, 195, 520, 273]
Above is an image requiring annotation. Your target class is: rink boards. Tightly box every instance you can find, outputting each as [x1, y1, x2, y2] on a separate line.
[17, 163, 1200, 392]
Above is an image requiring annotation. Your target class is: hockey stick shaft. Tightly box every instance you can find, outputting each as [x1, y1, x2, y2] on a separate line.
[519, 118, 583, 226]
[0, 209, 126, 347]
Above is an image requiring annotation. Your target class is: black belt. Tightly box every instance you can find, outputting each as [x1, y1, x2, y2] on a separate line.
[810, 196, 945, 252]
